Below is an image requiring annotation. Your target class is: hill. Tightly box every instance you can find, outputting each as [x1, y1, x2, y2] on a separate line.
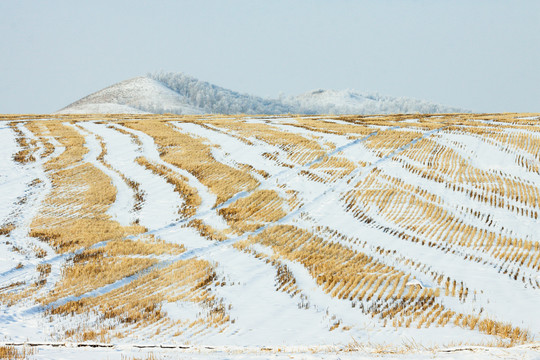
[1, 112, 539, 359]
[58, 72, 468, 115]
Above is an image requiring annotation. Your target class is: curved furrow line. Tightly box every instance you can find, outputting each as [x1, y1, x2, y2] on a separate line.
[121, 123, 381, 240]
[79, 122, 184, 231]
[70, 124, 138, 226]
[43, 125, 443, 317]
[311, 196, 540, 335]
[0, 123, 60, 279]
[4, 115, 540, 347]
[110, 123, 221, 224]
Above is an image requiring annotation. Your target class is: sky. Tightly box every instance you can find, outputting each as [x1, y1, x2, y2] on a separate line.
[1, 0, 539, 114]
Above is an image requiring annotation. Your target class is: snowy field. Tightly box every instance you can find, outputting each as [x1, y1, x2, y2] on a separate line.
[0, 113, 539, 359]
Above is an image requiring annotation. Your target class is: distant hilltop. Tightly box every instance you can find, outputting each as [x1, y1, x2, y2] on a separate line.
[58, 72, 468, 115]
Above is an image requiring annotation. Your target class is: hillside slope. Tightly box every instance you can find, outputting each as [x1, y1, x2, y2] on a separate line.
[58, 72, 467, 114]
[287, 88, 464, 115]
[1, 113, 539, 358]
[57, 77, 204, 115]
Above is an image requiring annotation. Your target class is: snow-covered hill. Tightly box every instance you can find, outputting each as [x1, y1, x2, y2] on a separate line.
[287, 89, 464, 115]
[58, 72, 467, 115]
[57, 77, 203, 115]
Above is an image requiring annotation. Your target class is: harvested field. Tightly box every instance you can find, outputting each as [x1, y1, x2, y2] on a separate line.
[1, 113, 540, 355]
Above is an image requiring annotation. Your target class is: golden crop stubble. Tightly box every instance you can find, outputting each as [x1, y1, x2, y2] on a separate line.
[19, 120, 162, 309]
[246, 224, 531, 341]
[207, 118, 327, 166]
[187, 219, 228, 242]
[40, 234, 186, 305]
[24, 121, 56, 158]
[41, 255, 158, 304]
[347, 147, 540, 274]
[247, 225, 407, 304]
[234, 239, 301, 296]
[122, 120, 259, 206]
[0, 345, 35, 360]
[286, 117, 374, 139]
[245, 225, 446, 328]
[8, 122, 38, 163]
[398, 136, 540, 268]
[28, 121, 147, 252]
[50, 258, 225, 332]
[364, 129, 424, 158]
[218, 189, 287, 233]
[104, 236, 185, 256]
[0, 223, 15, 236]
[308, 155, 357, 182]
[136, 156, 201, 218]
[400, 135, 540, 218]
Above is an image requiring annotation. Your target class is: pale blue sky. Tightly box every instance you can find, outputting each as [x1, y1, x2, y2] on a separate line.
[1, 0, 539, 113]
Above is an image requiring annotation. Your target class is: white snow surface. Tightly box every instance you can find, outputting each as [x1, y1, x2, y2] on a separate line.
[2, 343, 540, 360]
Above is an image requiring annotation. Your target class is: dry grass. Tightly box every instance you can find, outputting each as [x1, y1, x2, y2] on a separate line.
[204, 117, 327, 165]
[136, 156, 201, 218]
[4, 121, 163, 310]
[121, 120, 259, 206]
[0, 223, 15, 236]
[398, 135, 540, 216]
[243, 223, 531, 343]
[26, 121, 147, 251]
[364, 128, 424, 157]
[9, 122, 37, 163]
[103, 235, 185, 256]
[218, 190, 286, 233]
[40, 255, 157, 304]
[308, 155, 357, 182]
[285, 117, 375, 139]
[50, 257, 227, 334]
[247, 225, 409, 302]
[0, 345, 35, 359]
[187, 219, 228, 242]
